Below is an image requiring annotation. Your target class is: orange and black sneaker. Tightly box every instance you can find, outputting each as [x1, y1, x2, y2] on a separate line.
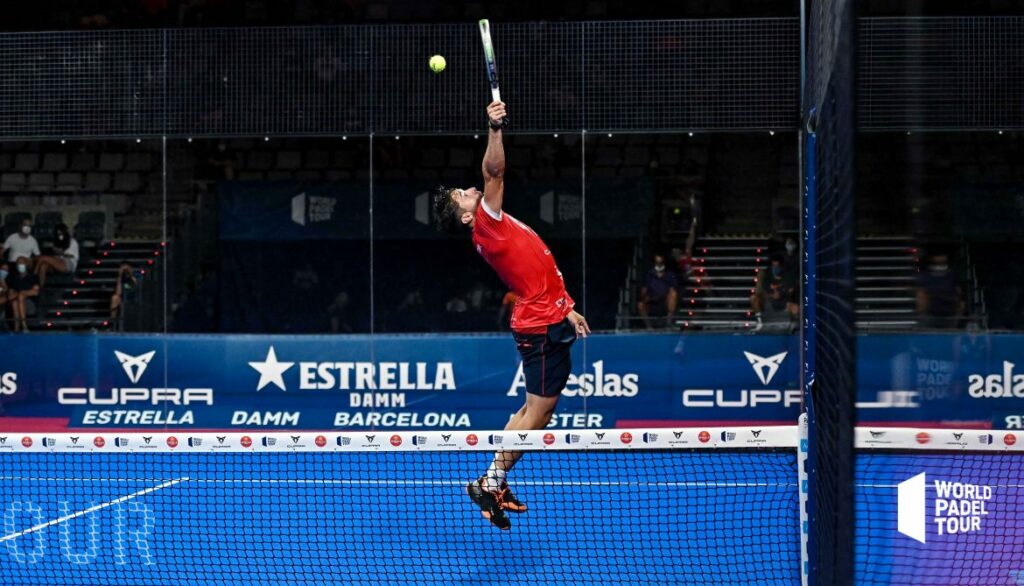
[466, 478, 512, 530]
[497, 482, 528, 513]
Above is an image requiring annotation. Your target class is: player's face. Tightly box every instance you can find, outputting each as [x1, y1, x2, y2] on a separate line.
[451, 187, 482, 222]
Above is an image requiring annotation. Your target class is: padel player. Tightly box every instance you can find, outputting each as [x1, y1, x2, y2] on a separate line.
[432, 100, 590, 530]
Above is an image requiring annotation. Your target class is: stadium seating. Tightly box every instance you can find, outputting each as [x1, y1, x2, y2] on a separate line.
[620, 234, 972, 332]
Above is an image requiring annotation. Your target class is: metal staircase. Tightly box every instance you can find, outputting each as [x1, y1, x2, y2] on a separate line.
[35, 240, 166, 331]
[618, 234, 935, 332]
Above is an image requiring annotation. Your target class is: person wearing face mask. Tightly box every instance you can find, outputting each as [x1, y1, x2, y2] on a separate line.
[5, 257, 40, 332]
[34, 224, 79, 288]
[1, 219, 41, 266]
[916, 253, 963, 329]
[751, 255, 798, 332]
[638, 253, 679, 330]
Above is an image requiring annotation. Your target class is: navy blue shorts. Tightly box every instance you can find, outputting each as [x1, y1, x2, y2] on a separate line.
[512, 318, 577, 397]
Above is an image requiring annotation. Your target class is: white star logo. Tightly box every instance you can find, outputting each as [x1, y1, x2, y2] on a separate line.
[248, 346, 294, 391]
[743, 351, 788, 385]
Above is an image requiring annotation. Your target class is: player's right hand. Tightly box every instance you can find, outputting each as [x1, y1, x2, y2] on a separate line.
[487, 101, 507, 127]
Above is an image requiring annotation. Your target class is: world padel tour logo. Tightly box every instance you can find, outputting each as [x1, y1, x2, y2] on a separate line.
[898, 473, 992, 543]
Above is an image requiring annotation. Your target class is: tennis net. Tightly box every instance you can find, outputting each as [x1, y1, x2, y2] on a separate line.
[0, 427, 799, 586]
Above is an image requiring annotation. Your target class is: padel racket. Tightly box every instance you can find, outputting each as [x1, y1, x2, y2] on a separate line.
[478, 19, 508, 127]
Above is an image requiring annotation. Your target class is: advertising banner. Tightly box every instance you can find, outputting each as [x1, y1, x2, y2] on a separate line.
[0, 332, 1022, 431]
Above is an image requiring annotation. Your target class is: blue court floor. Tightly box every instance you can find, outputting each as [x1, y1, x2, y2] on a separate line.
[0, 451, 801, 586]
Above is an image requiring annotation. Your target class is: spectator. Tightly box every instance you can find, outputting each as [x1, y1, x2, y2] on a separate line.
[111, 262, 138, 320]
[34, 224, 79, 288]
[638, 254, 679, 329]
[916, 254, 963, 329]
[751, 255, 798, 332]
[1, 218, 40, 266]
[497, 290, 517, 330]
[6, 257, 39, 332]
[327, 290, 352, 333]
[206, 142, 237, 181]
[780, 236, 800, 284]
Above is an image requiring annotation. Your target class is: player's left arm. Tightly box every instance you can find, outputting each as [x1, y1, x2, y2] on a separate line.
[482, 101, 507, 212]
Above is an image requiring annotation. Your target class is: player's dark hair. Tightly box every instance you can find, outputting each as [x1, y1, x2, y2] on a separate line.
[431, 185, 465, 233]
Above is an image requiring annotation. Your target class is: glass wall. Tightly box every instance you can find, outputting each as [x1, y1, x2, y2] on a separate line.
[8, 128, 1022, 338]
[0, 130, 803, 336]
[0, 139, 166, 334]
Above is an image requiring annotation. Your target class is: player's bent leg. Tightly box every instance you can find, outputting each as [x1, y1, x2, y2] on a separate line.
[468, 319, 574, 525]
[488, 393, 559, 513]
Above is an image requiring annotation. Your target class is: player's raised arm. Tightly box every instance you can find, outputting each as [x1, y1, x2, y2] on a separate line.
[482, 100, 506, 212]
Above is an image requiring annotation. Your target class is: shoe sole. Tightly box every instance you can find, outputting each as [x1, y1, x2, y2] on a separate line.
[466, 483, 511, 530]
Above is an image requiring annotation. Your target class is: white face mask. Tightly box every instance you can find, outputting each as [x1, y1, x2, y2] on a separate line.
[654, 264, 666, 272]
[21, 225, 31, 235]
[16, 264, 27, 274]
[785, 241, 796, 254]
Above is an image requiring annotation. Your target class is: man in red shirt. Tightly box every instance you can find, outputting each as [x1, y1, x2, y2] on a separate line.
[433, 100, 590, 530]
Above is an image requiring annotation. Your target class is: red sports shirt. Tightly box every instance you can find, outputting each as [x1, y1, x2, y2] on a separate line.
[472, 200, 574, 333]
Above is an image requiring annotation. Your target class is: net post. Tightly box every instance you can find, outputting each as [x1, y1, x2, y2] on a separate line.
[803, 0, 857, 582]
[798, 412, 810, 586]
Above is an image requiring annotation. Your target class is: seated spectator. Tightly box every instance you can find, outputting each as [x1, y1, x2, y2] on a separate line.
[751, 255, 798, 332]
[34, 224, 79, 287]
[111, 262, 138, 320]
[497, 290, 517, 330]
[6, 257, 39, 332]
[327, 290, 352, 333]
[638, 254, 679, 329]
[1, 218, 40, 266]
[916, 254, 963, 329]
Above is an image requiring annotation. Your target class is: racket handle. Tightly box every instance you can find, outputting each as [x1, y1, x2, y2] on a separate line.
[491, 88, 501, 102]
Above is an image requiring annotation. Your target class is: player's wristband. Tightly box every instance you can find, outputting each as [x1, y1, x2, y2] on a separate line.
[489, 118, 507, 131]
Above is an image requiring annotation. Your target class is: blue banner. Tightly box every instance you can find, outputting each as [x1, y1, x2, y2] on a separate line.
[218, 178, 653, 241]
[1, 333, 1023, 430]
[219, 181, 369, 240]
